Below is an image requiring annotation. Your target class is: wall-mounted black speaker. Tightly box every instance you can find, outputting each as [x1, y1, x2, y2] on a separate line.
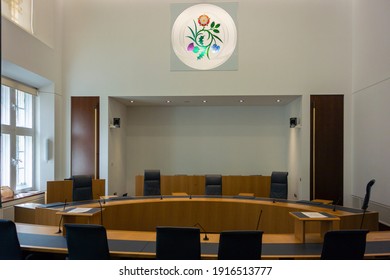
[113, 118, 120, 128]
[290, 117, 297, 128]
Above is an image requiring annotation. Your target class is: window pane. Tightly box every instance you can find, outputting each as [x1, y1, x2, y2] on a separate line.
[16, 90, 33, 128]
[1, 134, 11, 187]
[1, 85, 11, 125]
[16, 135, 32, 190]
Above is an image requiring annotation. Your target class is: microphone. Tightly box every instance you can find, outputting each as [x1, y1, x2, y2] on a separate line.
[193, 223, 209, 241]
[332, 197, 340, 212]
[256, 209, 263, 230]
[56, 199, 67, 234]
[98, 193, 106, 204]
[360, 179, 375, 229]
[98, 198, 104, 225]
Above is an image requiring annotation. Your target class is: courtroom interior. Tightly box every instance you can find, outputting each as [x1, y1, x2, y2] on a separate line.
[1, 0, 390, 260]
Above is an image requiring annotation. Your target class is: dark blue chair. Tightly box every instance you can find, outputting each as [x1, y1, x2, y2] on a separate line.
[205, 175, 222, 195]
[218, 230, 263, 260]
[321, 229, 369, 260]
[269, 171, 288, 199]
[64, 224, 110, 260]
[156, 226, 201, 260]
[0, 219, 23, 260]
[144, 170, 161, 196]
[72, 175, 93, 201]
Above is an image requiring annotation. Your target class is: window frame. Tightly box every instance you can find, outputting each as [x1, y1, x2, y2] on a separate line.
[1, 77, 37, 194]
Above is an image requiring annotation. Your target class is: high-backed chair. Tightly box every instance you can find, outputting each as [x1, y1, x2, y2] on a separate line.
[269, 171, 288, 199]
[205, 174, 222, 195]
[71, 175, 93, 201]
[321, 230, 369, 260]
[64, 224, 110, 260]
[156, 226, 201, 260]
[144, 170, 161, 196]
[218, 230, 263, 260]
[0, 219, 23, 260]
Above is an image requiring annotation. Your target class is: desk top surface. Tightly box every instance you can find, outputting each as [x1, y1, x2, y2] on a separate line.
[16, 223, 390, 259]
[40, 195, 368, 216]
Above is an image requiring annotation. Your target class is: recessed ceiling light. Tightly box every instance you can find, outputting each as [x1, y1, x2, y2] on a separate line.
[130, 100, 134, 103]
[166, 100, 171, 103]
[203, 100, 207, 103]
[276, 99, 281, 103]
[239, 99, 244, 103]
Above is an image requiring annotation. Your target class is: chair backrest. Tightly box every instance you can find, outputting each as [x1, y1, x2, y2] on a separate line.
[64, 224, 110, 260]
[156, 226, 201, 260]
[0, 219, 23, 260]
[269, 171, 288, 199]
[144, 170, 161, 196]
[321, 229, 369, 260]
[218, 230, 263, 260]
[205, 174, 222, 195]
[72, 175, 93, 201]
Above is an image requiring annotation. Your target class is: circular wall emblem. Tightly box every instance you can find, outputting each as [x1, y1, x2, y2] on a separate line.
[171, 4, 237, 70]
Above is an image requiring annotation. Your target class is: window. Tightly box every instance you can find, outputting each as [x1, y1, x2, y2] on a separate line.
[1, 77, 36, 193]
[1, 0, 33, 33]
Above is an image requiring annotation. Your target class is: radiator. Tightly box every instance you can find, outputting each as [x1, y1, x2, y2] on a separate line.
[352, 195, 390, 226]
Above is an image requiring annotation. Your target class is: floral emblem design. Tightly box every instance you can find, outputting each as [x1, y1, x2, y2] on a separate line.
[186, 14, 223, 60]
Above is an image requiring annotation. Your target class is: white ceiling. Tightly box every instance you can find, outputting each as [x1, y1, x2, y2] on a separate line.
[112, 95, 300, 107]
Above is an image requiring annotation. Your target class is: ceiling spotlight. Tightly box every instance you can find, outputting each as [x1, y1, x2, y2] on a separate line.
[203, 100, 207, 103]
[276, 99, 281, 103]
[166, 100, 171, 103]
[239, 99, 244, 103]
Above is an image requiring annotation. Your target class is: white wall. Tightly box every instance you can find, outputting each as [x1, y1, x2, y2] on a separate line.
[352, 0, 390, 220]
[286, 97, 302, 200]
[124, 105, 288, 195]
[2, 0, 356, 202]
[1, 0, 64, 183]
[108, 98, 128, 195]
[60, 0, 352, 197]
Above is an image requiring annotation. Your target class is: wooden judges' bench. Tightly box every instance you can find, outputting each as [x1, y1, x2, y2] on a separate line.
[135, 175, 271, 197]
[45, 179, 105, 204]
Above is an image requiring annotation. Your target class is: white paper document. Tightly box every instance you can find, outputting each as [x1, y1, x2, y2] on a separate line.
[301, 212, 327, 218]
[67, 208, 92, 213]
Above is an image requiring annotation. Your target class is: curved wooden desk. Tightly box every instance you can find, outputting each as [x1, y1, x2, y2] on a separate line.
[35, 196, 378, 235]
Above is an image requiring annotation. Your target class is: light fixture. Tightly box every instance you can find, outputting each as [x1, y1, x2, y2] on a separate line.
[276, 99, 281, 103]
[203, 100, 207, 103]
[239, 99, 244, 103]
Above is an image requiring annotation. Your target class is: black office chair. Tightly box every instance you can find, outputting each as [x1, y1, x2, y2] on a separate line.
[269, 171, 288, 199]
[321, 229, 369, 260]
[205, 174, 222, 195]
[156, 226, 201, 260]
[64, 224, 110, 260]
[71, 175, 93, 201]
[218, 230, 263, 260]
[0, 219, 23, 260]
[144, 170, 161, 196]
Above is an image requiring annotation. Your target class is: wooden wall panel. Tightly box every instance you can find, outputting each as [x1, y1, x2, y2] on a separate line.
[135, 175, 271, 197]
[71, 96, 100, 178]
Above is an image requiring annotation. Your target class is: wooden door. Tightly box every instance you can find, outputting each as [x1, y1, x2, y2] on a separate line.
[71, 97, 100, 178]
[310, 95, 343, 205]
